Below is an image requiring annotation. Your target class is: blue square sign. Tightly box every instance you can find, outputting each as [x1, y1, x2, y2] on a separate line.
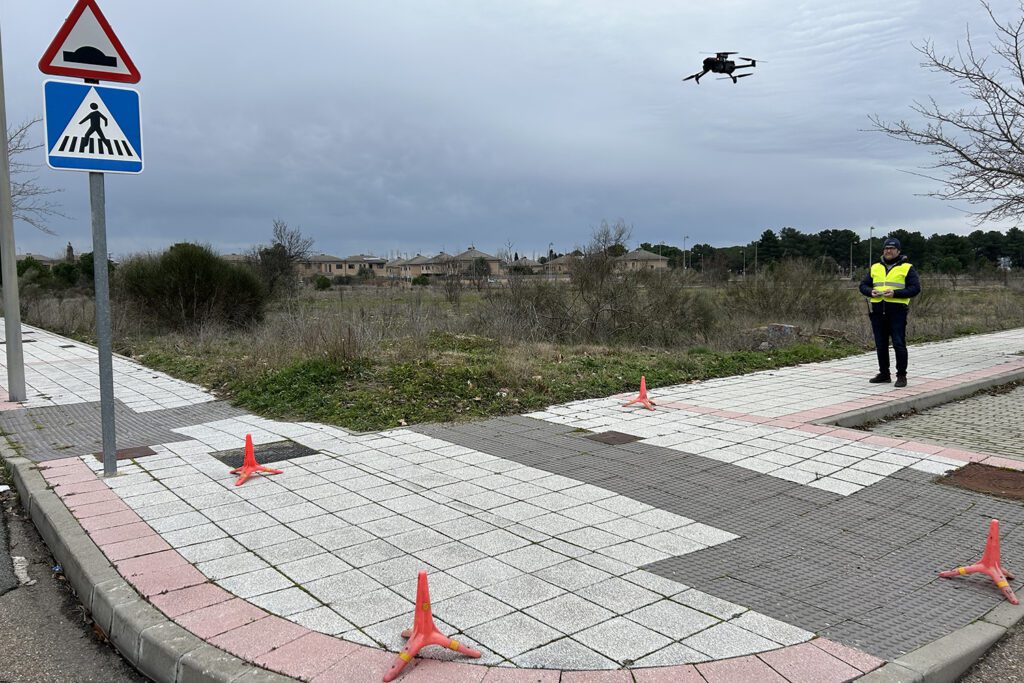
[43, 79, 142, 174]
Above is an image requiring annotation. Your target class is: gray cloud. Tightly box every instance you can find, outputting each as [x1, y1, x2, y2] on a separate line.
[4, 0, 1019, 261]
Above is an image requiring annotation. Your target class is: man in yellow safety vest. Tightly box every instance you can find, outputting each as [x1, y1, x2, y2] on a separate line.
[858, 237, 921, 387]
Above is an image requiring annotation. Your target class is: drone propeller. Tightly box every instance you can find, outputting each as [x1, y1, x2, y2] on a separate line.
[700, 51, 737, 55]
[740, 57, 761, 62]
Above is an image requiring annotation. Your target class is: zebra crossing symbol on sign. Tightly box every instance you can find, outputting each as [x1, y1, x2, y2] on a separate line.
[43, 80, 142, 174]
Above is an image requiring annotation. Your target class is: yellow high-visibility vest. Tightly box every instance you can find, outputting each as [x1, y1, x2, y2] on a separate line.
[869, 262, 912, 305]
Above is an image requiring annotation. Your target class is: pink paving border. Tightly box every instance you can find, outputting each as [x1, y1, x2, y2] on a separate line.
[653, 360, 1024, 472]
[38, 457, 883, 683]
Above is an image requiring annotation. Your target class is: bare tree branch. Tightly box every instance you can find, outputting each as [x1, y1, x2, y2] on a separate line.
[871, 1, 1024, 223]
[7, 118, 66, 234]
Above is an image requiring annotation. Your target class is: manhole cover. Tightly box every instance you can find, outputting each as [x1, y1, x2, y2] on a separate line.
[91, 445, 157, 462]
[212, 440, 317, 468]
[584, 431, 641, 445]
[938, 462, 1024, 500]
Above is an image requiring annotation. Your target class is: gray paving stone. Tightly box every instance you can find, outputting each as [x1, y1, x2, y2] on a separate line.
[465, 612, 562, 658]
[577, 577, 661, 614]
[511, 636, 619, 670]
[573, 616, 672, 665]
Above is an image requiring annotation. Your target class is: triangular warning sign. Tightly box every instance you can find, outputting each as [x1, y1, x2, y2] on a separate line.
[49, 87, 139, 162]
[39, 0, 140, 83]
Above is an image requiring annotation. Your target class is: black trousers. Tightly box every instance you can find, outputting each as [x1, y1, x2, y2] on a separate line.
[869, 304, 908, 376]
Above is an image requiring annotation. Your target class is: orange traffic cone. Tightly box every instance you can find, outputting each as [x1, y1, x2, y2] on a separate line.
[623, 375, 656, 411]
[939, 519, 1018, 604]
[383, 570, 481, 682]
[230, 434, 283, 487]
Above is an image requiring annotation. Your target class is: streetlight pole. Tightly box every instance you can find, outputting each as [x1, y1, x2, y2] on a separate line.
[868, 226, 874, 269]
[849, 241, 854, 278]
[683, 235, 689, 270]
[0, 24, 26, 402]
[741, 249, 746, 278]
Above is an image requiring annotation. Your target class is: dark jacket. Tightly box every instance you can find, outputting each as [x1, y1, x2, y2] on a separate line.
[859, 254, 921, 312]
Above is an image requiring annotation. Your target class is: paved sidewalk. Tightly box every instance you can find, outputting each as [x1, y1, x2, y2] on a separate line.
[2, 322, 1024, 682]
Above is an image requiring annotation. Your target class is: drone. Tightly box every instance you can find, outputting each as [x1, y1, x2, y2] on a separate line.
[683, 52, 757, 84]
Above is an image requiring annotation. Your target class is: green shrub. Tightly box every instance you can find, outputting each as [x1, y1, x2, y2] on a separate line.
[332, 275, 352, 286]
[315, 275, 331, 290]
[411, 275, 430, 286]
[115, 243, 267, 330]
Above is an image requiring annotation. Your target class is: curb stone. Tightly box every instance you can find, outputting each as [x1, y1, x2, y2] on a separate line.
[822, 367, 1024, 428]
[860, 620, 1011, 683]
[1, 441, 292, 683]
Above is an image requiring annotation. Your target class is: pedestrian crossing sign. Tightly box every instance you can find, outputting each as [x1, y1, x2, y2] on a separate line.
[42, 80, 142, 174]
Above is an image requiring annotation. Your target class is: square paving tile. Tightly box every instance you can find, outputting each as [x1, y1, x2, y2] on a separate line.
[524, 594, 615, 635]
[217, 567, 295, 599]
[683, 622, 778, 659]
[289, 606, 354, 635]
[249, 587, 322, 616]
[573, 616, 672, 665]
[578, 578, 661, 614]
[535, 560, 612, 591]
[511, 637, 618, 670]
[466, 612, 562, 658]
[278, 552, 352, 583]
[306, 570, 384, 603]
[448, 557, 524, 588]
[495, 545, 567, 573]
[481, 574, 564, 609]
[330, 587, 411, 627]
[432, 590, 515, 631]
[415, 541, 486, 571]
[461, 529, 532, 555]
[333, 539, 405, 567]
[626, 599, 718, 639]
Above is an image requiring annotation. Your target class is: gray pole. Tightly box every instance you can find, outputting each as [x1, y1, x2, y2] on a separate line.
[89, 172, 117, 476]
[0, 25, 26, 402]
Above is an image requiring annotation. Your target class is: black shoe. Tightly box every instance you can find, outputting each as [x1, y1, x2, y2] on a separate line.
[869, 373, 892, 383]
[894, 376, 907, 388]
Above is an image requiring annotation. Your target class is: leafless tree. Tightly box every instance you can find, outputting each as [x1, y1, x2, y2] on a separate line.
[570, 219, 634, 340]
[7, 118, 64, 233]
[271, 218, 314, 262]
[247, 219, 314, 298]
[871, 2, 1024, 222]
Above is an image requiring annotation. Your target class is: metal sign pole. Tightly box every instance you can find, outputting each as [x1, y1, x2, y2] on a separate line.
[89, 171, 117, 476]
[0, 25, 26, 402]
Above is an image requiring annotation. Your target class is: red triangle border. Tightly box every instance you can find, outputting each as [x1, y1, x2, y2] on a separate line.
[38, 0, 140, 83]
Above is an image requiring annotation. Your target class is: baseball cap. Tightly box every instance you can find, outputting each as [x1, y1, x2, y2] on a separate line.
[882, 238, 901, 249]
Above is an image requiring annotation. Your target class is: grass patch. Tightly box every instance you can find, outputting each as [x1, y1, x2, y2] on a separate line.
[131, 333, 858, 432]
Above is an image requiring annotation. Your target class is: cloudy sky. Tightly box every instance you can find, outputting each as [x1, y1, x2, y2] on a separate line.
[2, 0, 1018, 260]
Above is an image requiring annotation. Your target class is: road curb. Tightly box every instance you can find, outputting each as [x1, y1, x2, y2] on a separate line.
[822, 366, 1024, 428]
[0, 441, 294, 683]
[859, 615, 1020, 683]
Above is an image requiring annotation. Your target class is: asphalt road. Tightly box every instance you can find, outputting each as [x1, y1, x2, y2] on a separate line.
[0, 475, 146, 683]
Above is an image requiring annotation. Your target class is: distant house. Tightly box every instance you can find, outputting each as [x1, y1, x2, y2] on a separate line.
[616, 248, 669, 271]
[221, 252, 249, 264]
[453, 247, 502, 276]
[401, 254, 430, 279]
[421, 252, 455, 277]
[510, 257, 541, 274]
[338, 254, 387, 276]
[385, 257, 407, 279]
[543, 254, 575, 276]
[16, 253, 59, 271]
[297, 253, 345, 279]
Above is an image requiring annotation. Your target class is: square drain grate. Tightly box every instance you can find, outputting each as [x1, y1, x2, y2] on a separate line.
[584, 431, 642, 445]
[212, 440, 318, 468]
[92, 445, 157, 462]
[938, 462, 1024, 501]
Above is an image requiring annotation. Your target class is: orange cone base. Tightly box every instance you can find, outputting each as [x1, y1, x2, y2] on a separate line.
[939, 519, 1019, 604]
[623, 375, 656, 411]
[383, 571, 481, 682]
[230, 434, 283, 486]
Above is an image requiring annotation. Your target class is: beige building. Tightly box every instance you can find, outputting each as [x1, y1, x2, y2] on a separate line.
[616, 248, 670, 271]
[338, 254, 388, 276]
[297, 253, 345, 278]
[453, 247, 503, 276]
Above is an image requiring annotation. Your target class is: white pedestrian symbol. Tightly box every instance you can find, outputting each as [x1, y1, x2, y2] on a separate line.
[50, 87, 137, 160]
